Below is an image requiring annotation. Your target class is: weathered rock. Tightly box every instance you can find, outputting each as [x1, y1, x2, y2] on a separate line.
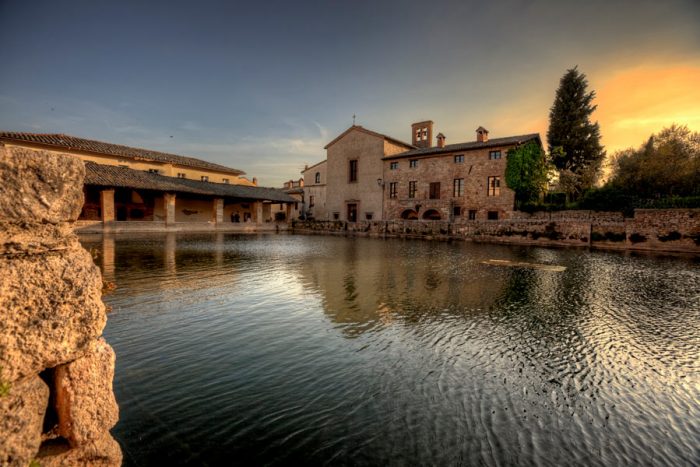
[0, 245, 106, 382]
[54, 338, 119, 446]
[36, 433, 122, 467]
[0, 221, 79, 256]
[0, 375, 49, 466]
[0, 144, 85, 224]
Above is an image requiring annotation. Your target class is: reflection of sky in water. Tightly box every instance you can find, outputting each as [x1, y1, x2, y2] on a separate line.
[80, 233, 700, 466]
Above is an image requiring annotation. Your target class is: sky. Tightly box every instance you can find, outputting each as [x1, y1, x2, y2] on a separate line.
[1, 0, 699, 186]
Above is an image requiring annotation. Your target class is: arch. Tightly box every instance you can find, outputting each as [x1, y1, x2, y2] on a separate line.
[422, 209, 441, 220]
[400, 209, 419, 220]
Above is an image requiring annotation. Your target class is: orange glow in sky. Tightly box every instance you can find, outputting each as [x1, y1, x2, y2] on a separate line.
[594, 64, 700, 153]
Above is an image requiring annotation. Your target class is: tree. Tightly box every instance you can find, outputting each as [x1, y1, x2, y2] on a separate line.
[609, 124, 700, 197]
[547, 67, 605, 194]
[505, 141, 549, 207]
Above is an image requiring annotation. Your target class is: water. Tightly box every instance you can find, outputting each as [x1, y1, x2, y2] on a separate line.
[79, 233, 700, 466]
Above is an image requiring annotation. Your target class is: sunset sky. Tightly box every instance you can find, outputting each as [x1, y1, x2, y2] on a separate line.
[1, 0, 698, 186]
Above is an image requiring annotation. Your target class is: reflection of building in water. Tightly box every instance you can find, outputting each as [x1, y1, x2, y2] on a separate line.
[298, 239, 508, 337]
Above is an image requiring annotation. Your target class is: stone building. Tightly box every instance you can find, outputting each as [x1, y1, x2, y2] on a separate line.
[303, 126, 413, 221]
[301, 160, 328, 220]
[0, 132, 295, 229]
[302, 122, 541, 221]
[281, 178, 304, 221]
[383, 123, 541, 221]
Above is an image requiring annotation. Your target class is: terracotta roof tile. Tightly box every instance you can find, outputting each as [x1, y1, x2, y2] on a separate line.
[0, 132, 244, 176]
[84, 162, 295, 203]
[383, 133, 541, 160]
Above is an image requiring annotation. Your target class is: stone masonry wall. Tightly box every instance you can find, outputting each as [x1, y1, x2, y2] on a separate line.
[0, 144, 121, 466]
[383, 143, 517, 222]
[292, 208, 700, 254]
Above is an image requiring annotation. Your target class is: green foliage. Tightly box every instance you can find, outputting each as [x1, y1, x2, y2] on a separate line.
[547, 67, 606, 193]
[577, 184, 639, 216]
[505, 141, 549, 207]
[609, 124, 700, 198]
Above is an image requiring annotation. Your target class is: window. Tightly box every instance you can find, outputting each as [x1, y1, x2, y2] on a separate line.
[468, 210, 477, 220]
[390, 161, 398, 170]
[365, 212, 373, 220]
[201, 175, 209, 182]
[487, 176, 500, 196]
[222, 178, 230, 184]
[389, 182, 398, 199]
[177, 173, 186, 178]
[408, 181, 417, 198]
[333, 212, 340, 220]
[279, 203, 284, 211]
[453, 178, 464, 197]
[429, 182, 440, 199]
[309, 195, 315, 207]
[454, 154, 464, 163]
[315, 172, 321, 183]
[119, 164, 129, 169]
[148, 168, 160, 174]
[294, 202, 298, 210]
[349, 159, 358, 182]
[415, 128, 421, 141]
[488, 211, 499, 220]
[489, 150, 502, 160]
[453, 206, 461, 217]
[409, 159, 418, 168]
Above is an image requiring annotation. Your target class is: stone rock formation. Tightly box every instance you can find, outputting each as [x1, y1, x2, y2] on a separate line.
[0, 143, 121, 466]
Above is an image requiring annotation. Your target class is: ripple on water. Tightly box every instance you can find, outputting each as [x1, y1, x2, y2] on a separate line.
[79, 233, 700, 466]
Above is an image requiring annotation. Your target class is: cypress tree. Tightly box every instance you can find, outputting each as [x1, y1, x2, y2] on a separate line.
[547, 67, 605, 193]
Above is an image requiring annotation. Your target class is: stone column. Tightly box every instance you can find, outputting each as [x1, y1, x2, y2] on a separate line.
[164, 193, 176, 225]
[100, 189, 115, 224]
[213, 198, 224, 224]
[255, 201, 263, 225]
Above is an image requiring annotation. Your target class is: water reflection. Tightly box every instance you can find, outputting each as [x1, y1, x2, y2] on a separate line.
[79, 233, 700, 466]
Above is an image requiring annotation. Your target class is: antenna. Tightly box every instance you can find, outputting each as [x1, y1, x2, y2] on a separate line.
[352, 114, 356, 125]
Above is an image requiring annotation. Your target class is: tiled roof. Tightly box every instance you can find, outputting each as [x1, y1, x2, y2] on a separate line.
[0, 131, 244, 176]
[84, 162, 295, 203]
[383, 133, 541, 160]
[324, 125, 415, 150]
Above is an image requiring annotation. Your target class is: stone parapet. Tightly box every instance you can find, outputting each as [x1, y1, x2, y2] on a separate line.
[292, 208, 700, 254]
[0, 144, 121, 466]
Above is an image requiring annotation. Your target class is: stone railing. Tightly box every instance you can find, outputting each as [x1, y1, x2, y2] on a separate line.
[0, 144, 121, 465]
[292, 209, 700, 253]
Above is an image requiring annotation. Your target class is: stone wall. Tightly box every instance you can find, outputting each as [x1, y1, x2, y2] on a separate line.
[382, 143, 518, 221]
[292, 209, 700, 254]
[0, 144, 121, 466]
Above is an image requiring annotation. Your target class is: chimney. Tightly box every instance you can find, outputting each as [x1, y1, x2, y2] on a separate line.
[252, 177, 258, 186]
[436, 133, 446, 148]
[476, 126, 489, 143]
[411, 120, 433, 148]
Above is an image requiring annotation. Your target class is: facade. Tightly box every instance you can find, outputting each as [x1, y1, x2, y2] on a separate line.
[1, 132, 295, 228]
[303, 126, 413, 221]
[281, 178, 304, 221]
[301, 160, 327, 220]
[302, 122, 541, 222]
[383, 124, 540, 221]
[0, 132, 257, 185]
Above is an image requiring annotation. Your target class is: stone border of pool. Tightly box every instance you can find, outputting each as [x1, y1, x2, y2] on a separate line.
[291, 209, 700, 255]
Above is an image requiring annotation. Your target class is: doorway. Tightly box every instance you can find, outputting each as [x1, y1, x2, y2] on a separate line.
[347, 203, 358, 222]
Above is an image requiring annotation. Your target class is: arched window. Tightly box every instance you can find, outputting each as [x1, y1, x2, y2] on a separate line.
[315, 172, 320, 183]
